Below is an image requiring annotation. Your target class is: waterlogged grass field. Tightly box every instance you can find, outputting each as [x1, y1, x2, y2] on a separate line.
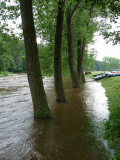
[85, 72, 120, 159]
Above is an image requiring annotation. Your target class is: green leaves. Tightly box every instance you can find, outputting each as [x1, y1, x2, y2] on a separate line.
[0, 31, 26, 73]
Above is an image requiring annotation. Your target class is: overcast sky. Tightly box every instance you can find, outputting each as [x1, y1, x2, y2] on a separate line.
[89, 18, 120, 61]
[89, 34, 120, 61]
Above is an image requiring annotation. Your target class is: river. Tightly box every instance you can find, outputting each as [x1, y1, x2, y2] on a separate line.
[0, 74, 113, 160]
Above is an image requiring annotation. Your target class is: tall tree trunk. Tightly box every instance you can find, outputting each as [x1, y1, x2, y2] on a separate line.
[77, 39, 86, 84]
[77, 39, 82, 78]
[77, 4, 93, 84]
[82, 71, 85, 83]
[20, 0, 51, 118]
[54, 0, 66, 102]
[66, 8, 80, 88]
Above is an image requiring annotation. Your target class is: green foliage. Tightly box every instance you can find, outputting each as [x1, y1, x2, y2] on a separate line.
[99, 0, 120, 45]
[2, 0, 119, 77]
[73, 2, 98, 43]
[94, 57, 120, 71]
[38, 44, 54, 76]
[38, 43, 70, 76]
[0, 71, 12, 77]
[33, 0, 57, 43]
[83, 52, 95, 71]
[103, 31, 120, 45]
[0, 0, 20, 34]
[103, 57, 120, 71]
[0, 32, 26, 73]
[95, 60, 104, 71]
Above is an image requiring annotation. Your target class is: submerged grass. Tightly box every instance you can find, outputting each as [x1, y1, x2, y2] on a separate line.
[85, 72, 120, 159]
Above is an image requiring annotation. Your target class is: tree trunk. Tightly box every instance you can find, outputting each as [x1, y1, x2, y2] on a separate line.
[82, 71, 85, 83]
[66, 8, 80, 88]
[77, 4, 93, 84]
[77, 39, 82, 78]
[20, 0, 51, 118]
[54, 0, 66, 102]
[77, 39, 86, 84]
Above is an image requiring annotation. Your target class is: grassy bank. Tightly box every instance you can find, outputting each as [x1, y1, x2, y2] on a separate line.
[101, 77, 120, 159]
[0, 71, 12, 77]
[85, 72, 120, 159]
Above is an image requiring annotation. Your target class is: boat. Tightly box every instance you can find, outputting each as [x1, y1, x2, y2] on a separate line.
[106, 71, 120, 77]
[93, 73, 106, 80]
[93, 71, 120, 80]
[93, 73, 104, 77]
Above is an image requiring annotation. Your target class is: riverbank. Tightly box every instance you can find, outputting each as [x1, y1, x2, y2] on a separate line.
[0, 71, 13, 77]
[86, 73, 120, 159]
[101, 77, 120, 159]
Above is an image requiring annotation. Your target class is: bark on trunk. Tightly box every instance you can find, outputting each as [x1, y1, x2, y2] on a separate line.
[82, 71, 85, 83]
[77, 4, 93, 84]
[54, 0, 66, 102]
[77, 39, 86, 84]
[77, 39, 82, 78]
[20, 0, 51, 118]
[66, 9, 80, 88]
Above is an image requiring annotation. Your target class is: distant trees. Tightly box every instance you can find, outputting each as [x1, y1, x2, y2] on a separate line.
[95, 57, 120, 71]
[83, 53, 95, 71]
[103, 57, 120, 71]
[95, 60, 104, 71]
[0, 33, 26, 73]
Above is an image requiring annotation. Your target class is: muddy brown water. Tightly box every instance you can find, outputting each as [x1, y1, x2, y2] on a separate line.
[0, 74, 114, 160]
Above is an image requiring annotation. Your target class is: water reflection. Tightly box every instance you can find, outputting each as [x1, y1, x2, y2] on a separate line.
[0, 75, 113, 159]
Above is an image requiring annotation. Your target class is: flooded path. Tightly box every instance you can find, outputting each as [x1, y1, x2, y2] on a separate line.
[0, 74, 113, 160]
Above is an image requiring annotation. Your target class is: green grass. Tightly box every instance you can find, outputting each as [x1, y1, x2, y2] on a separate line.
[0, 71, 12, 77]
[101, 77, 120, 160]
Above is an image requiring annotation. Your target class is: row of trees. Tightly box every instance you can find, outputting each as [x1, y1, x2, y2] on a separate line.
[0, 33, 26, 73]
[1, 0, 120, 118]
[95, 57, 120, 71]
[0, 34, 95, 75]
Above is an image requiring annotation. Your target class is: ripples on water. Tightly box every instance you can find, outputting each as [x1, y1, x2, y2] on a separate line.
[0, 74, 113, 160]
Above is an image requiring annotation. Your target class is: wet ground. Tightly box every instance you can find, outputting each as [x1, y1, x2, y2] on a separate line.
[0, 74, 113, 160]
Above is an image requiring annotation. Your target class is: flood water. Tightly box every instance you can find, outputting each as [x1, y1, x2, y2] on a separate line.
[0, 74, 113, 160]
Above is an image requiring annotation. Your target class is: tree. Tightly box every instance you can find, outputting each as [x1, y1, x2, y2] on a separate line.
[95, 60, 104, 71]
[54, 0, 66, 102]
[76, 3, 94, 83]
[83, 52, 96, 71]
[19, 0, 51, 118]
[98, 0, 120, 45]
[66, 1, 83, 88]
[0, 33, 22, 73]
[38, 44, 54, 76]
